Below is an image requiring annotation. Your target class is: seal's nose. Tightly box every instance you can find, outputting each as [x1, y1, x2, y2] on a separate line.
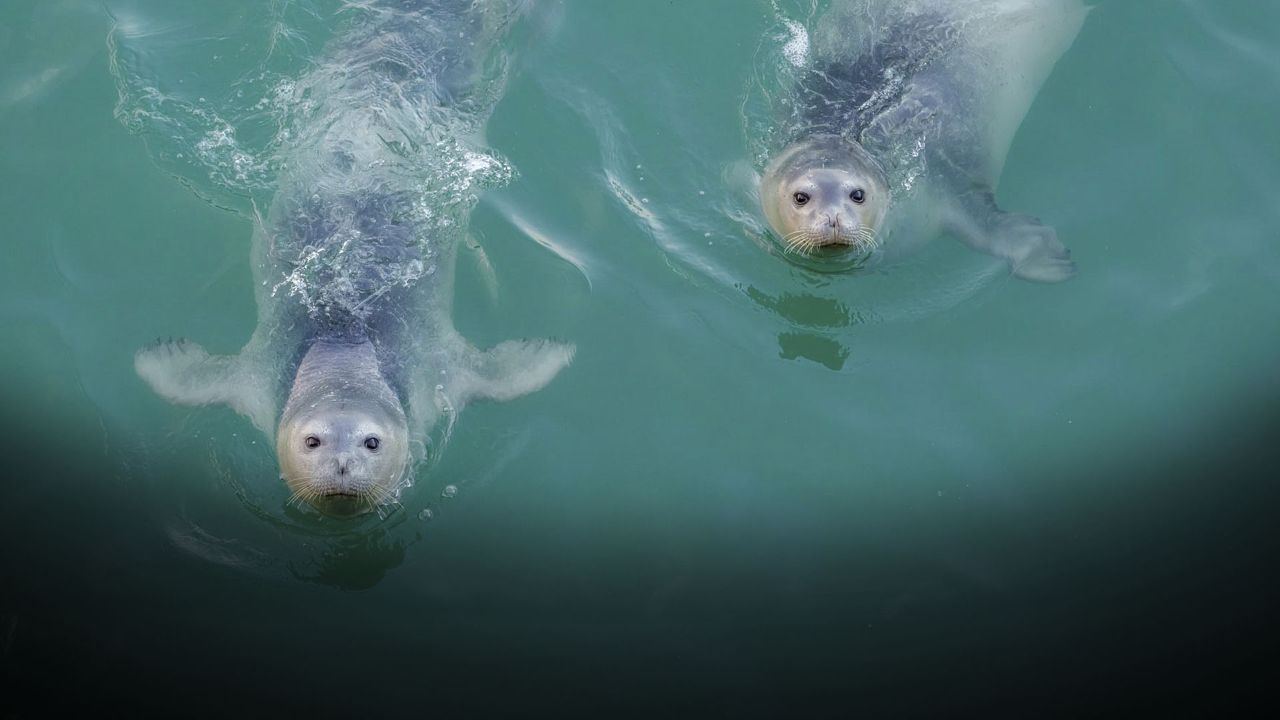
[336, 453, 354, 476]
[826, 213, 841, 228]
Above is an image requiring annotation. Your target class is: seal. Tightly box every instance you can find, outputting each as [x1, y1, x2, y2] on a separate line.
[759, 0, 1087, 281]
[134, 0, 571, 518]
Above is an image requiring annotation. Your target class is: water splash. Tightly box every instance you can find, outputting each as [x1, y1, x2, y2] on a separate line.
[110, 0, 525, 323]
[781, 19, 810, 67]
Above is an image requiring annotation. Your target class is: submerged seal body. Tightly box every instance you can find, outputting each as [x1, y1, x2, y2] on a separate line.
[135, 0, 572, 517]
[759, 0, 1087, 281]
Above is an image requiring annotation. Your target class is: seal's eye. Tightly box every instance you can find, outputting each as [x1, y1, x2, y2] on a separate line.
[304, 435, 321, 449]
[793, 191, 810, 206]
[850, 188, 865, 204]
[364, 436, 380, 451]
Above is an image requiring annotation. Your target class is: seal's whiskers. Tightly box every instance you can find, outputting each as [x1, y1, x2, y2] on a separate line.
[854, 226, 881, 252]
[782, 230, 818, 255]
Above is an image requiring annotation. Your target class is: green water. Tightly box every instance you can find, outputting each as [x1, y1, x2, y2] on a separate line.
[3, 0, 1279, 714]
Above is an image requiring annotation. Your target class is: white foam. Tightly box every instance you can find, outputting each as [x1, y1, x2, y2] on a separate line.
[782, 19, 809, 68]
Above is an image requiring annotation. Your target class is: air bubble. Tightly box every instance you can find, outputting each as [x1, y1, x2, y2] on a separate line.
[441, 485, 458, 499]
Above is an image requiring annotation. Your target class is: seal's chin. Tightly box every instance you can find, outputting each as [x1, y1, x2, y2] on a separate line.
[787, 228, 865, 254]
[312, 491, 373, 518]
[771, 227, 880, 273]
[814, 232, 856, 248]
[808, 241, 860, 259]
[282, 474, 385, 517]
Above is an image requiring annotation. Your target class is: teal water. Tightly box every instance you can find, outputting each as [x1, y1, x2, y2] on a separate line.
[2, 0, 1279, 715]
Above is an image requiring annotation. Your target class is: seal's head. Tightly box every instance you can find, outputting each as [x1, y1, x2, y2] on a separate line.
[761, 135, 891, 256]
[277, 342, 409, 517]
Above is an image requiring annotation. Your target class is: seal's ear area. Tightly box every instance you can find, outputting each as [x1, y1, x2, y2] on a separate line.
[455, 338, 575, 404]
[134, 338, 276, 435]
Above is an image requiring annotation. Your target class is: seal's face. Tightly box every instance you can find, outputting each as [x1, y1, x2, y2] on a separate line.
[761, 137, 890, 256]
[278, 405, 409, 518]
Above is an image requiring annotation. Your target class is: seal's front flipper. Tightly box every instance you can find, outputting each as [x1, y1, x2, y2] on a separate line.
[456, 338, 575, 403]
[948, 192, 1076, 283]
[994, 213, 1076, 283]
[135, 339, 275, 435]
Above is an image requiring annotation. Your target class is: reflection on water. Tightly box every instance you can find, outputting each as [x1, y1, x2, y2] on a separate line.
[167, 494, 427, 590]
[745, 284, 864, 370]
[292, 527, 408, 591]
[777, 332, 849, 370]
[745, 285, 859, 328]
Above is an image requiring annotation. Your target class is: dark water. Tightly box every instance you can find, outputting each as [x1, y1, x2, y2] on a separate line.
[2, 0, 1278, 715]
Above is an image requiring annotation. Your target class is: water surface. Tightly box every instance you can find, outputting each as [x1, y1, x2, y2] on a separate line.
[2, 0, 1278, 715]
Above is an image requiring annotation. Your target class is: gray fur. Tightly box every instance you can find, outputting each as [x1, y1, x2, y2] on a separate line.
[136, 0, 572, 514]
[764, 0, 1087, 281]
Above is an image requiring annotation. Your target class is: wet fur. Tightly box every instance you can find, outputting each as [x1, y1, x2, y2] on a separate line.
[762, 0, 1086, 281]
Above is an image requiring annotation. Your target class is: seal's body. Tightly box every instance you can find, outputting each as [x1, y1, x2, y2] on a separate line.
[136, 0, 572, 516]
[760, 0, 1086, 280]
